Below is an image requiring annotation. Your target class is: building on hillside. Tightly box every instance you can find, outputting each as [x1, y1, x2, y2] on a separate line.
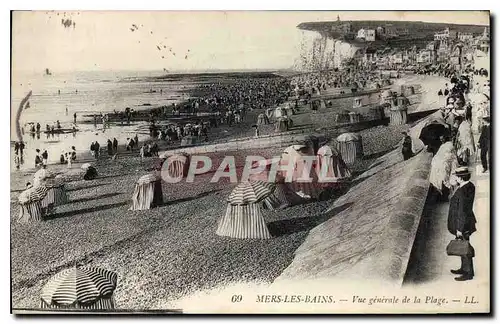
[434, 27, 457, 41]
[426, 41, 439, 51]
[458, 32, 474, 42]
[391, 53, 404, 66]
[365, 29, 376, 42]
[356, 28, 376, 42]
[417, 49, 436, 64]
[384, 25, 409, 38]
[478, 27, 490, 54]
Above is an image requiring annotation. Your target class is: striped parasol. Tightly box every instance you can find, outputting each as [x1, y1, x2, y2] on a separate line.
[19, 185, 48, 203]
[227, 180, 276, 205]
[41, 267, 118, 307]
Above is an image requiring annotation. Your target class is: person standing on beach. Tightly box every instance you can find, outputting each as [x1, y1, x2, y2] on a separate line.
[478, 116, 490, 173]
[71, 146, 77, 161]
[107, 139, 113, 156]
[93, 141, 100, 159]
[113, 138, 118, 153]
[35, 149, 42, 168]
[134, 134, 139, 149]
[19, 141, 25, 158]
[401, 132, 413, 161]
[41, 149, 48, 167]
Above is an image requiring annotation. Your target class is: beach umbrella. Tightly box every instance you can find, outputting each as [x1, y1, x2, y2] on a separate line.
[419, 123, 450, 148]
[227, 180, 276, 205]
[31, 185, 49, 200]
[40, 267, 118, 309]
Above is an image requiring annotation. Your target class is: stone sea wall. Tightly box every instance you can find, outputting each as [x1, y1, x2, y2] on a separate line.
[159, 130, 317, 157]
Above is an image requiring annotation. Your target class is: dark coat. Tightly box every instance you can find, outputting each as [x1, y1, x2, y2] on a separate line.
[479, 125, 490, 149]
[448, 182, 477, 235]
[402, 135, 413, 152]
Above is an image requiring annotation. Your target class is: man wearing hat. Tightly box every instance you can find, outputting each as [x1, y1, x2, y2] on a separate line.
[447, 166, 477, 281]
[478, 116, 491, 172]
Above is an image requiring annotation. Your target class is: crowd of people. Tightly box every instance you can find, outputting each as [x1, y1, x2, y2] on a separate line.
[424, 69, 490, 282]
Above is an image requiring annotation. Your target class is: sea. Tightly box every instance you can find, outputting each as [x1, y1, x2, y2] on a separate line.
[11, 70, 199, 171]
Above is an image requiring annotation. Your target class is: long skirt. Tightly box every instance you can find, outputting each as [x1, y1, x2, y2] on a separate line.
[216, 204, 271, 239]
[18, 201, 43, 223]
[262, 183, 303, 210]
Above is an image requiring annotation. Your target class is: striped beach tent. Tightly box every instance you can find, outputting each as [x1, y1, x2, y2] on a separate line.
[315, 145, 352, 187]
[216, 203, 272, 239]
[130, 173, 163, 211]
[275, 117, 289, 132]
[227, 180, 275, 205]
[40, 267, 118, 310]
[336, 133, 363, 165]
[18, 185, 48, 223]
[39, 172, 65, 212]
[47, 175, 68, 206]
[165, 153, 190, 179]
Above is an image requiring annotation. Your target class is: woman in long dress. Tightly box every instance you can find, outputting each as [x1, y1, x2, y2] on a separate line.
[429, 136, 459, 201]
[455, 118, 476, 166]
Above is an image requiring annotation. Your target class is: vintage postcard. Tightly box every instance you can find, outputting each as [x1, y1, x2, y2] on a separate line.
[10, 10, 490, 314]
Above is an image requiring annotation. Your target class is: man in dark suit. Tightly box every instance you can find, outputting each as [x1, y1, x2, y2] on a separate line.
[478, 116, 490, 173]
[401, 132, 413, 161]
[447, 167, 477, 281]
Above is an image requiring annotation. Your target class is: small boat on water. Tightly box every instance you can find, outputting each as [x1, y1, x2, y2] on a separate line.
[45, 68, 52, 76]
[42, 128, 79, 134]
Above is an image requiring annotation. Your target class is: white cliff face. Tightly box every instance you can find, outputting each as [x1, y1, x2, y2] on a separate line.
[293, 30, 359, 72]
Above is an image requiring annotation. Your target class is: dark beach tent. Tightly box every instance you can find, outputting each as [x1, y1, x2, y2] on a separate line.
[336, 133, 363, 165]
[40, 267, 118, 310]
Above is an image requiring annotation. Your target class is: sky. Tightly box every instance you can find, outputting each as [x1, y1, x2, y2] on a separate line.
[11, 11, 489, 73]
